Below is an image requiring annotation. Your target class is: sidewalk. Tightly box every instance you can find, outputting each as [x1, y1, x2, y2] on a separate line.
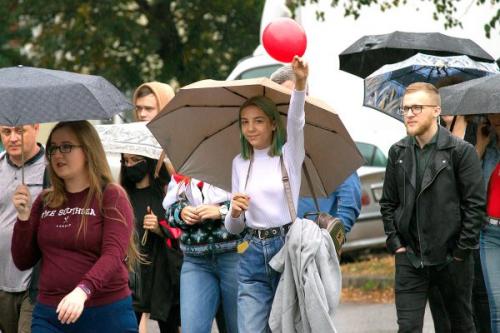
[147, 302, 434, 332]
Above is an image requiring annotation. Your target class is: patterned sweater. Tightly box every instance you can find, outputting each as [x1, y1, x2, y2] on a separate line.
[166, 200, 244, 256]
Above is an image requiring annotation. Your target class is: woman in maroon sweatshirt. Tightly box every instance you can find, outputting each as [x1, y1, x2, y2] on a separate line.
[12, 121, 139, 332]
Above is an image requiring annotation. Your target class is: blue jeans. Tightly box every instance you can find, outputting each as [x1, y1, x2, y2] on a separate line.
[481, 224, 500, 332]
[180, 251, 239, 333]
[237, 235, 285, 333]
[32, 296, 137, 332]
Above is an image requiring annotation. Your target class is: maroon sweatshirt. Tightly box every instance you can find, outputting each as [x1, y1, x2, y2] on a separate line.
[12, 184, 133, 307]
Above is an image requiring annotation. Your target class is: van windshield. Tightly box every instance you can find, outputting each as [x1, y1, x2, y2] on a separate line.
[238, 64, 283, 79]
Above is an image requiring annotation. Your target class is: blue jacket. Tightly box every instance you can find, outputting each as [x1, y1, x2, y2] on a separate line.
[298, 172, 361, 232]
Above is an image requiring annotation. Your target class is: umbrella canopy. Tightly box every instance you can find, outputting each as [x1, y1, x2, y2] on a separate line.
[148, 77, 364, 197]
[94, 122, 163, 160]
[0, 66, 131, 126]
[339, 31, 495, 78]
[440, 74, 500, 116]
[364, 53, 499, 121]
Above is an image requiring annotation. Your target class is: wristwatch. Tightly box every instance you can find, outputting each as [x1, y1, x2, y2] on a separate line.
[219, 205, 229, 220]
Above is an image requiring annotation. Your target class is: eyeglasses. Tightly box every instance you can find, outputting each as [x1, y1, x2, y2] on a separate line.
[121, 157, 146, 166]
[398, 105, 437, 116]
[47, 144, 82, 157]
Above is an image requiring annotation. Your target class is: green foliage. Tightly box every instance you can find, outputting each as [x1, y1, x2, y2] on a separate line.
[2, 0, 497, 94]
[2, 0, 264, 91]
[290, 0, 499, 38]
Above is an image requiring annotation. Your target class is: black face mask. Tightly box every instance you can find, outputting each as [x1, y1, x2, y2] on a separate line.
[124, 160, 148, 183]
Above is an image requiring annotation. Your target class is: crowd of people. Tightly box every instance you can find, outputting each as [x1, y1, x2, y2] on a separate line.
[0, 53, 498, 333]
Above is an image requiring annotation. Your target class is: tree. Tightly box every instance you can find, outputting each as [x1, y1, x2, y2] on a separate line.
[289, 0, 500, 38]
[2, 0, 497, 94]
[2, 0, 265, 91]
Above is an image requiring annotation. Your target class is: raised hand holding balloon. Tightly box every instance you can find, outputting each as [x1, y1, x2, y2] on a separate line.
[262, 18, 307, 62]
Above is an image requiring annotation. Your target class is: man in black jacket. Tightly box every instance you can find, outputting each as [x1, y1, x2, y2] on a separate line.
[380, 82, 486, 333]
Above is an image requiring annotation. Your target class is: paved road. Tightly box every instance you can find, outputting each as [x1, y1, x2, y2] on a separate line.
[335, 303, 434, 332]
[147, 302, 434, 332]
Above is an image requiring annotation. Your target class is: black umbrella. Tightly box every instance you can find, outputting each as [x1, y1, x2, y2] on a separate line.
[339, 31, 495, 78]
[440, 74, 500, 115]
[0, 66, 131, 126]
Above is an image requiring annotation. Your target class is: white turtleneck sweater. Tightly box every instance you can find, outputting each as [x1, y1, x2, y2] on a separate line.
[225, 90, 306, 233]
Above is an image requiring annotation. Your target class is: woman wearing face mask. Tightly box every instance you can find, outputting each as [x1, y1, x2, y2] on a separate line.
[120, 153, 182, 333]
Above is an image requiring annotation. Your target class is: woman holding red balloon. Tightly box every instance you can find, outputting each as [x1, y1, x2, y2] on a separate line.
[224, 56, 308, 332]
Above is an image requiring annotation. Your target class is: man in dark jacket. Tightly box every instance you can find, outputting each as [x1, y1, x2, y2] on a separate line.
[380, 82, 486, 333]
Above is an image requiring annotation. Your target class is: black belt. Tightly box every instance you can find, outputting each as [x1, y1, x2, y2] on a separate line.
[249, 223, 292, 240]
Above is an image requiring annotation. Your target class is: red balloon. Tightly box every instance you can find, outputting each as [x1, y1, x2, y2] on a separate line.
[262, 18, 307, 63]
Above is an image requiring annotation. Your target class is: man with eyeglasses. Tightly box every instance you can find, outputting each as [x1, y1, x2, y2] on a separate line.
[380, 82, 486, 333]
[0, 124, 46, 333]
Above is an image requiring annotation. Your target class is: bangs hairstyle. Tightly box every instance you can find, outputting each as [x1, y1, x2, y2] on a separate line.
[239, 96, 286, 160]
[405, 82, 441, 106]
[119, 155, 170, 198]
[44, 120, 141, 271]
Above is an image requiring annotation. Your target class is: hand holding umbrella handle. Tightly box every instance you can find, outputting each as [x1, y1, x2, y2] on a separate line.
[230, 193, 250, 218]
[12, 185, 32, 221]
[141, 206, 153, 246]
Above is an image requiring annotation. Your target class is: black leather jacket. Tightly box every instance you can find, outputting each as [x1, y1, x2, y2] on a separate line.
[380, 127, 486, 265]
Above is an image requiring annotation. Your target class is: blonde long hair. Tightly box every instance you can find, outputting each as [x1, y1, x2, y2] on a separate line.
[44, 121, 141, 271]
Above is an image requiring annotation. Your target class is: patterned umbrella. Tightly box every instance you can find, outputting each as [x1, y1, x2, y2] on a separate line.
[0, 65, 131, 183]
[363, 53, 499, 121]
[0, 66, 131, 126]
[94, 122, 163, 160]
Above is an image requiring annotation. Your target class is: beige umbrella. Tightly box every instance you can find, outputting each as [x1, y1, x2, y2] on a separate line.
[147, 77, 363, 197]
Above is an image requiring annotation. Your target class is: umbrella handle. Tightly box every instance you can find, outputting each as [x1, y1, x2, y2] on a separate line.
[141, 230, 149, 246]
[21, 128, 25, 184]
[141, 205, 152, 246]
[154, 151, 176, 178]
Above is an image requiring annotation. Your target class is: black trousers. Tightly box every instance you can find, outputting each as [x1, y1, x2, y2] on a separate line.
[395, 252, 475, 333]
[472, 249, 491, 333]
[427, 249, 491, 333]
[135, 307, 180, 333]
